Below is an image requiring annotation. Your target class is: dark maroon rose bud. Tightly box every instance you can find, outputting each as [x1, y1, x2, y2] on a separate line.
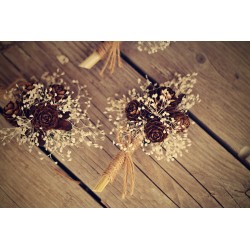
[147, 84, 176, 100]
[140, 104, 152, 120]
[157, 87, 175, 110]
[170, 93, 185, 108]
[50, 84, 68, 101]
[144, 118, 168, 143]
[125, 100, 141, 121]
[165, 87, 176, 99]
[147, 84, 177, 112]
[146, 83, 160, 98]
[2, 101, 22, 126]
[13, 80, 35, 101]
[31, 103, 59, 131]
[56, 119, 72, 131]
[164, 93, 185, 114]
[17, 80, 35, 94]
[171, 112, 190, 132]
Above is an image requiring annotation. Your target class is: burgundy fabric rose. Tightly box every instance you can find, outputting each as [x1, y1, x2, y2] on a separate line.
[30, 103, 72, 131]
[29, 102, 72, 146]
[49, 84, 68, 101]
[144, 118, 167, 143]
[2, 101, 22, 126]
[125, 100, 141, 121]
[171, 112, 190, 132]
[31, 103, 59, 131]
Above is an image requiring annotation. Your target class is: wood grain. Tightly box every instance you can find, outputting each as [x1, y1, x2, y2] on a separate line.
[0, 117, 101, 208]
[121, 42, 250, 157]
[0, 187, 19, 208]
[0, 41, 249, 207]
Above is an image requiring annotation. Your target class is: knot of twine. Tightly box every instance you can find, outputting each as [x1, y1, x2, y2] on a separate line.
[97, 42, 122, 75]
[94, 130, 142, 198]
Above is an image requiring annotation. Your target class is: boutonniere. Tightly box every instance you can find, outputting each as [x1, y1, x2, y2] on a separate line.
[94, 73, 200, 198]
[0, 70, 105, 162]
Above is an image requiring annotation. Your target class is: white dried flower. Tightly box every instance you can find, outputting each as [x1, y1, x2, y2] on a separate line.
[137, 41, 171, 54]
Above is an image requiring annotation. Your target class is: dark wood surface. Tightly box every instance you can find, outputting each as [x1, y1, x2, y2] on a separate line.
[0, 42, 249, 207]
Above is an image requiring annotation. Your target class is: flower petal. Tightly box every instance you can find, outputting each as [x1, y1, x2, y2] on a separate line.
[56, 119, 72, 131]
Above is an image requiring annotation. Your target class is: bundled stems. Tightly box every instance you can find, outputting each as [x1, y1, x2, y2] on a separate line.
[93, 131, 142, 198]
[79, 42, 122, 75]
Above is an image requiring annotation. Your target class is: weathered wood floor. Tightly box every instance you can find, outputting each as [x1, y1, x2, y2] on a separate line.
[0, 42, 249, 208]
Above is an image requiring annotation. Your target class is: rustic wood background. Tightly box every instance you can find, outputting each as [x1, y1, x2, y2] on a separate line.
[0, 42, 249, 208]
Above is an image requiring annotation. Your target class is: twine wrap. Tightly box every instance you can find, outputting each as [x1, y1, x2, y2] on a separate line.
[93, 131, 142, 198]
[79, 42, 122, 75]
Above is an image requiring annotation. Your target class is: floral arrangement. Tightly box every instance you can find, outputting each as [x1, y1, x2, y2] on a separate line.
[94, 72, 200, 197]
[0, 70, 105, 162]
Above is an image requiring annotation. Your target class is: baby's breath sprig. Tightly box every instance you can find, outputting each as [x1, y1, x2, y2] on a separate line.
[94, 72, 200, 197]
[0, 69, 105, 162]
[137, 41, 171, 54]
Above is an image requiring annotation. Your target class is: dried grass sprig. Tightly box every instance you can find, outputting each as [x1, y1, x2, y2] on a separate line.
[79, 42, 122, 75]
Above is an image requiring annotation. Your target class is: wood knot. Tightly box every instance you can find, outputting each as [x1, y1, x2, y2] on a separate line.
[196, 53, 206, 64]
[235, 73, 240, 79]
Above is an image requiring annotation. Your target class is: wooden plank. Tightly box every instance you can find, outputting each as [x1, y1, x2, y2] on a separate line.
[0, 54, 23, 88]
[0, 117, 101, 208]
[0, 187, 19, 208]
[121, 42, 250, 157]
[1, 42, 250, 207]
[0, 42, 16, 52]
